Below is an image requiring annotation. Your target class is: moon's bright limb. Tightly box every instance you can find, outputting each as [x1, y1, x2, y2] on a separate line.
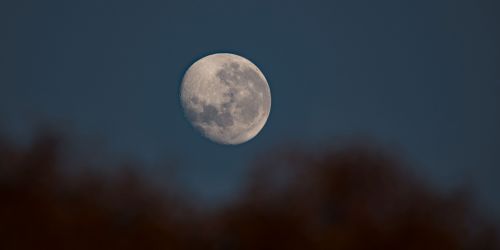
[180, 53, 271, 145]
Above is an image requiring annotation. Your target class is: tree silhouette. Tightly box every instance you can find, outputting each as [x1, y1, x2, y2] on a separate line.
[0, 133, 498, 249]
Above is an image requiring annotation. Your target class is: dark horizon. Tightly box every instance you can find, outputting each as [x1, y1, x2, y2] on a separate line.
[1, 131, 499, 249]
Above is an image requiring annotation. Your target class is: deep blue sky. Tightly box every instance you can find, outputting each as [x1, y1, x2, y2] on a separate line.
[1, 0, 499, 212]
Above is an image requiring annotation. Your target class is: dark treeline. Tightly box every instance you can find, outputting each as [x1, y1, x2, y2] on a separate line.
[0, 133, 498, 249]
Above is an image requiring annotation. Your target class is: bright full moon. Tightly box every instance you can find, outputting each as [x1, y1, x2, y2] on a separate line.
[180, 53, 271, 145]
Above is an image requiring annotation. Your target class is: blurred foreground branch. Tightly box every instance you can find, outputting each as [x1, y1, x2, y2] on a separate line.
[0, 133, 498, 249]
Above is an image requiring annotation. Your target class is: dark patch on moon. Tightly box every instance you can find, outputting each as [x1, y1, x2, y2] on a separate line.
[230, 62, 240, 69]
[186, 103, 234, 128]
[236, 95, 260, 123]
[216, 63, 267, 90]
[191, 96, 199, 104]
[215, 62, 268, 125]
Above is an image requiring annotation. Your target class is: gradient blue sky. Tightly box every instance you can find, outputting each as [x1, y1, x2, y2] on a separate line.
[1, 0, 499, 212]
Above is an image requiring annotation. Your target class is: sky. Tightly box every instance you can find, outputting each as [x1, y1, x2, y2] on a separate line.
[1, 0, 499, 212]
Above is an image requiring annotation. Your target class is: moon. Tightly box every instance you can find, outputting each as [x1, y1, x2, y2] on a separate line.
[180, 53, 271, 145]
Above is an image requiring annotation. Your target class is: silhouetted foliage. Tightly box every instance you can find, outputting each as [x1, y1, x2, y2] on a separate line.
[0, 133, 498, 249]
